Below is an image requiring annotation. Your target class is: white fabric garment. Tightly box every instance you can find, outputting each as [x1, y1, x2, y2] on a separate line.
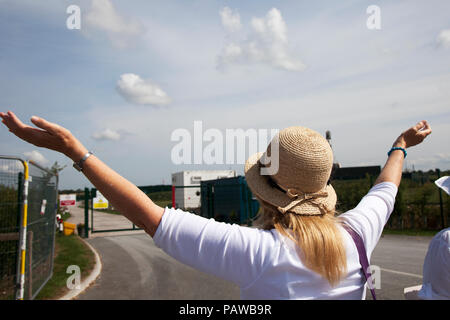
[417, 228, 450, 300]
[153, 182, 398, 299]
[435, 176, 450, 195]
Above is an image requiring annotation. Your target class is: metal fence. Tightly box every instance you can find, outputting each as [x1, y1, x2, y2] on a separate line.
[26, 160, 58, 299]
[0, 157, 23, 300]
[331, 171, 449, 230]
[78, 185, 174, 237]
[0, 156, 58, 300]
[174, 172, 448, 230]
[387, 174, 449, 230]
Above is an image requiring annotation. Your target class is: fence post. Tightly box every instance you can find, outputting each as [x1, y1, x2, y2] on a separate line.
[84, 188, 89, 238]
[91, 189, 95, 233]
[16, 160, 29, 300]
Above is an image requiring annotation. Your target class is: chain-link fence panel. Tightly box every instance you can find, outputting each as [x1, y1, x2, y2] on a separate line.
[25, 161, 58, 299]
[0, 157, 24, 300]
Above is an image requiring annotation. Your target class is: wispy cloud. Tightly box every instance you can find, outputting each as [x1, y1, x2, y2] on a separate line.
[2, 1, 450, 189]
[0, 161, 23, 173]
[116, 73, 171, 106]
[437, 29, 450, 47]
[409, 153, 450, 168]
[217, 8, 305, 72]
[24, 150, 48, 165]
[84, 0, 145, 48]
[92, 128, 121, 141]
[220, 7, 242, 33]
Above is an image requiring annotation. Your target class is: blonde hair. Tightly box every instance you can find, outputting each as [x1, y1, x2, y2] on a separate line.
[253, 199, 347, 287]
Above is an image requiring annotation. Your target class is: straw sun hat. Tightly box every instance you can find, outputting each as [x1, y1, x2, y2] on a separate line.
[244, 126, 337, 216]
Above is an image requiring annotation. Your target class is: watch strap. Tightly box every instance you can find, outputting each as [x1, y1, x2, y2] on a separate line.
[73, 152, 93, 172]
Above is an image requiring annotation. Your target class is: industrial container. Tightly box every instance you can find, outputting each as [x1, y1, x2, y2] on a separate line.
[171, 170, 236, 209]
[200, 176, 260, 225]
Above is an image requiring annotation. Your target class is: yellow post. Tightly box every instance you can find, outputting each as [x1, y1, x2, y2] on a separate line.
[16, 160, 29, 300]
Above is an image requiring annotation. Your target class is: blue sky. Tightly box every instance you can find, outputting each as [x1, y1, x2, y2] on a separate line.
[0, 0, 449, 189]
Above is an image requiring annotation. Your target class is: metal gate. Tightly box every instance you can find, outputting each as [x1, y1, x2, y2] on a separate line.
[85, 185, 171, 235]
[0, 156, 58, 300]
[85, 188, 141, 234]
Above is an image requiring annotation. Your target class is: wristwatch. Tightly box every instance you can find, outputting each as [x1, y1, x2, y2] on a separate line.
[73, 152, 93, 172]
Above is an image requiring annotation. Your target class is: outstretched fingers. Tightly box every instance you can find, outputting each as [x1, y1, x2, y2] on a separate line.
[411, 120, 432, 143]
[421, 120, 431, 130]
[411, 120, 430, 134]
[0, 111, 52, 147]
[419, 125, 432, 138]
[413, 120, 426, 131]
[30, 116, 61, 134]
[1, 111, 27, 132]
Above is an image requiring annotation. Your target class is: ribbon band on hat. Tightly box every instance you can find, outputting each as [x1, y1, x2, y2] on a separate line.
[257, 159, 329, 215]
[277, 188, 328, 215]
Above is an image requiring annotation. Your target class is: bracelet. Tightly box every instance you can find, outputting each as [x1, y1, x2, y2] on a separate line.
[73, 151, 93, 172]
[387, 147, 407, 158]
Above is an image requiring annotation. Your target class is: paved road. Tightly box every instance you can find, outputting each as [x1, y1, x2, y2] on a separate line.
[75, 232, 432, 300]
[66, 202, 146, 238]
[67, 201, 433, 300]
[67, 204, 238, 299]
[76, 234, 240, 300]
[369, 234, 432, 300]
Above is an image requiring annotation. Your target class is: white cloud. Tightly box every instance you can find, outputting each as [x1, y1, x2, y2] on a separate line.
[0, 161, 23, 173]
[217, 8, 305, 72]
[437, 29, 450, 47]
[220, 7, 242, 32]
[116, 73, 171, 106]
[23, 150, 48, 165]
[219, 43, 243, 65]
[84, 0, 145, 48]
[92, 128, 121, 141]
[409, 153, 450, 169]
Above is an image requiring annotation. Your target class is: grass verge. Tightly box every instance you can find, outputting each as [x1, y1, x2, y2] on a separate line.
[35, 233, 95, 300]
[60, 211, 71, 221]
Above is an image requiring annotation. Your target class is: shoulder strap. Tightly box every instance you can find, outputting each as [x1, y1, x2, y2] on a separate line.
[342, 223, 377, 300]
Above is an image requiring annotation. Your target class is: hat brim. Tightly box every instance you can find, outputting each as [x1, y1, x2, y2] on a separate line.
[244, 152, 337, 216]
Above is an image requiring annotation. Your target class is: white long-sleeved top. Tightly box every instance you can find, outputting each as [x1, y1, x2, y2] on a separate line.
[153, 182, 398, 299]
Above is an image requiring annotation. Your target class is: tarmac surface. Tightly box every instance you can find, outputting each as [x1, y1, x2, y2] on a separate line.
[67, 204, 433, 300]
[76, 234, 240, 300]
[369, 234, 431, 300]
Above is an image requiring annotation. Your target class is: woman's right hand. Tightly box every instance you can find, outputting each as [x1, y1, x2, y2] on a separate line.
[2, 110, 164, 237]
[393, 120, 432, 149]
[0, 111, 88, 161]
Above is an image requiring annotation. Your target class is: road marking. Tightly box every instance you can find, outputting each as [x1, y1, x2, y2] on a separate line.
[380, 268, 423, 279]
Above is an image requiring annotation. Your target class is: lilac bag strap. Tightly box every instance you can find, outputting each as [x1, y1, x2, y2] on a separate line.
[342, 223, 377, 300]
